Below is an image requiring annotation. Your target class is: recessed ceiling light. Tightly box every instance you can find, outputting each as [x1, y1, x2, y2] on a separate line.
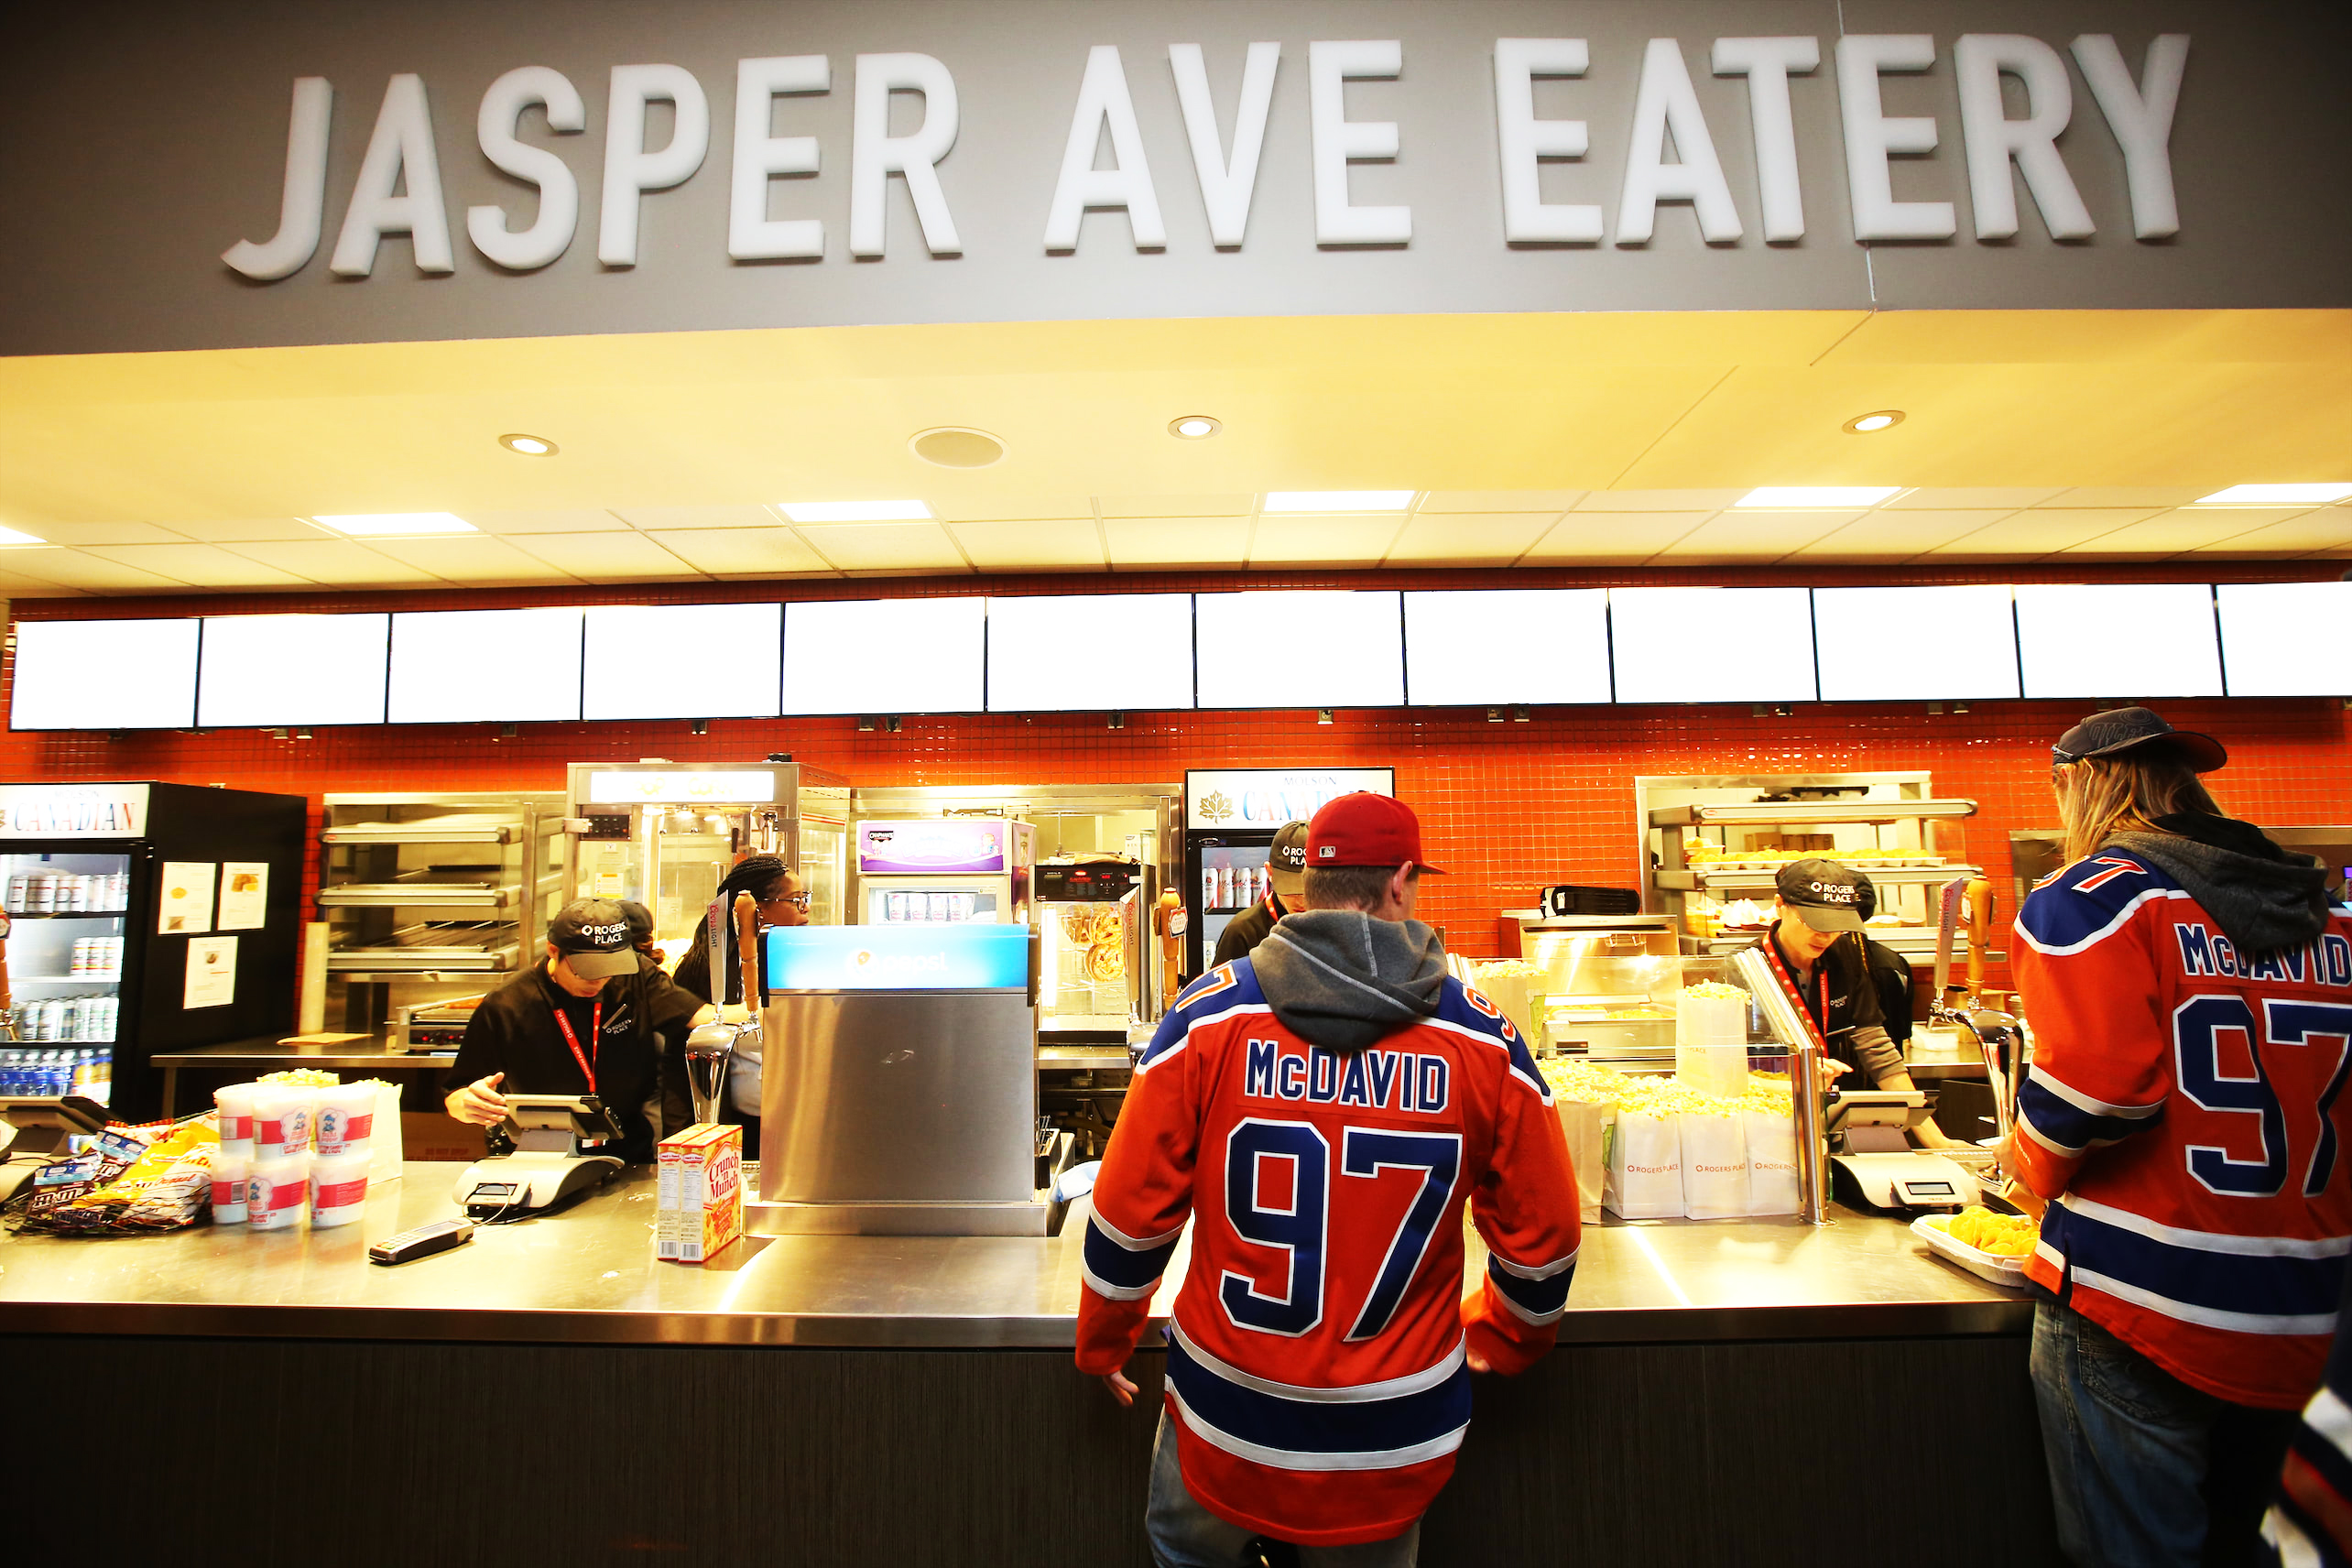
[498, 433, 558, 456]
[312, 512, 478, 536]
[909, 428, 1005, 468]
[0, 525, 48, 546]
[779, 500, 933, 524]
[1735, 486, 1901, 508]
[1843, 410, 1904, 434]
[1170, 416, 1221, 440]
[1262, 490, 1414, 512]
[2194, 483, 2352, 506]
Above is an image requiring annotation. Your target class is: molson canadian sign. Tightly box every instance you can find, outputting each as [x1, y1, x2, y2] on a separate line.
[0, 784, 150, 838]
[1185, 768, 1395, 832]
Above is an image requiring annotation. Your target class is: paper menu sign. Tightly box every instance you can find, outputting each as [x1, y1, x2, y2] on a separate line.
[216, 862, 268, 931]
[158, 862, 216, 933]
[184, 934, 237, 1008]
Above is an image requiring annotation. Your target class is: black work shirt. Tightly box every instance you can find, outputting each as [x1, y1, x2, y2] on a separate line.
[1211, 897, 1289, 968]
[1759, 927, 1898, 1083]
[444, 962, 706, 1162]
[1862, 938, 1915, 1045]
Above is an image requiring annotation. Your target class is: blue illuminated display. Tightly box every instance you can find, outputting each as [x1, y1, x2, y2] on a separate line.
[765, 923, 1032, 992]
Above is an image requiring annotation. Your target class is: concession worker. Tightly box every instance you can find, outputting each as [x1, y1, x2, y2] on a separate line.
[1210, 820, 1310, 968]
[443, 898, 713, 1162]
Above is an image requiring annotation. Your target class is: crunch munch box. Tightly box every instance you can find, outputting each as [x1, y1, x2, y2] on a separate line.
[657, 1123, 743, 1264]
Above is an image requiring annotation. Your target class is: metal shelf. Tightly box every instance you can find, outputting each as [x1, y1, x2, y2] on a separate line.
[1650, 799, 1977, 827]
[319, 882, 518, 909]
[321, 816, 527, 846]
[1657, 864, 1982, 892]
[13, 974, 121, 985]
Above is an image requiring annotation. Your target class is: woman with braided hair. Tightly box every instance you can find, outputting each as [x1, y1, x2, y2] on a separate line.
[669, 855, 808, 1158]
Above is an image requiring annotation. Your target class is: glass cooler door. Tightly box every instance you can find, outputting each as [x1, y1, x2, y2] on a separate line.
[1, 848, 131, 1104]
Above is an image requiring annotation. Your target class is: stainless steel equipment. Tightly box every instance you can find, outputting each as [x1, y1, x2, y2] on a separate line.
[1501, 913, 1681, 1060]
[1035, 857, 1140, 1037]
[1734, 943, 1830, 1225]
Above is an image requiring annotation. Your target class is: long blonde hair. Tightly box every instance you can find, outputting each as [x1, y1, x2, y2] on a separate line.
[2057, 751, 2224, 864]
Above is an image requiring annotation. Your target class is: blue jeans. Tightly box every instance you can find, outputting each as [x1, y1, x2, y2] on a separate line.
[1145, 1410, 1421, 1568]
[2031, 1301, 2297, 1568]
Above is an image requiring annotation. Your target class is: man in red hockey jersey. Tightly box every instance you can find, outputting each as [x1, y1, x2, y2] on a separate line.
[2008, 706, 2352, 1568]
[1076, 792, 1580, 1566]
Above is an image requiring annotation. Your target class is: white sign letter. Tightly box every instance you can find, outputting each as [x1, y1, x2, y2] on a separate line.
[1043, 46, 1166, 252]
[730, 55, 829, 261]
[1712, 37, 1818, 242]
[468, 67, 583, 271]
[600, 64, 709, 267]
[330, 74, 453, 277]
[1617, 38, 1742, 245]
[1170, 41, 1278, 248]
[2071, 34, 2188, 240]
[1308, 39, 1410, 245]
[224, 77, 333, 280]
[850, 53, 963, 257]
[1955, 35, 2093, 240]
[1835, 35, 1955, 241]
[1492, 38, 1600, 243]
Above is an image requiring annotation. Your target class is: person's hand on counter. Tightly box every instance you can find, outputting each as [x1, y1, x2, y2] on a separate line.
[445, 1072, 509, 1126]
[1101, 1368, 1137, 1407]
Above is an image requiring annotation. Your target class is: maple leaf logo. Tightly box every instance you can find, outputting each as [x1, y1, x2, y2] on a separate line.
[1199, 790, 1234, 823]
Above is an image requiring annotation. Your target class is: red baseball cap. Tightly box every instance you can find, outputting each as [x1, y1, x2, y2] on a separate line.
[1305, 793, 1446, 875]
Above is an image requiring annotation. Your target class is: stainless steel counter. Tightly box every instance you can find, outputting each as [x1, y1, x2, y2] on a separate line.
[0, 1163, 2029, 1347]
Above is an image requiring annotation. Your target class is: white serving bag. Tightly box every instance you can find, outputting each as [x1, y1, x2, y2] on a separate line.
[366, 1082, 404, 1183]
[1742, 1106, 1801, 1215]
[1679, 1112, 1750, 1219]
[1553, 1094, 1615, 1223]
[1604, 1107, 1684, 1219]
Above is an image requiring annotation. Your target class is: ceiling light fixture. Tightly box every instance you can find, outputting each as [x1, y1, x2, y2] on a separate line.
[2194, 482, 2352, 506]
[0, 525, 49, 546]
[1262, 490, 1414, 512]
[779, 500, 933, 524]
[1734, 486, 1901, 508]
[909, 428, 1005, 468]
[498, 432, 558, 456]
[1170, 416, 1221, 440]
[312, 512, 478, 536]
[1843, 410, 1904, 434]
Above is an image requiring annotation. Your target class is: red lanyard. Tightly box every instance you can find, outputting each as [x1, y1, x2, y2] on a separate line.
[1759, 934, 1830, 1054]
[551, 998, 602, 1093]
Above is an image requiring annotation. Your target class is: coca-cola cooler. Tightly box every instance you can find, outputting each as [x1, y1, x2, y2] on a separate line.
[0, 781, 306, 1121]
[1181, 768, 1395, 981]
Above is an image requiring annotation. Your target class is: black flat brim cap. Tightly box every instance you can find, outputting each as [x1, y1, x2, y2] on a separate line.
[2054, 706, 2227, 773]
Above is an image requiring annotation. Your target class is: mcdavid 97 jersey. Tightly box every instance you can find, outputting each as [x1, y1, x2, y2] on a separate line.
[1074, 959, 1581, 1547]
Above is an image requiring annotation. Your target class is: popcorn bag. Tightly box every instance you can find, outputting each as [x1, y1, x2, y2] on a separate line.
[1552, 1094, 1614, 1222]
[1678, 1110, 1749, 1220]
[1604, 1107, 1683, 1219]
[1743, 1108, 1802, 1215]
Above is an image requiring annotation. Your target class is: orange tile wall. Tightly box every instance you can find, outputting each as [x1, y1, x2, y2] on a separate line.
[6, 561, 2347, 982]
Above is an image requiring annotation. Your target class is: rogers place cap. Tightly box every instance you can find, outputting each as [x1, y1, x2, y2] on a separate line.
[2053, 705, 2227, 774]
[548, 898, 639, 979]
[1268, 821, 1311, 900]
[1775, 858, 1867, 933]
[1305, 793, 1446, 875]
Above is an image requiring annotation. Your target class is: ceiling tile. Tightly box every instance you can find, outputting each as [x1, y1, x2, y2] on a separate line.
[1572, 490, 1746, 513]
[931, 496, 1094, 523]
[2186, 516, 2352, 555]
[1880, 487, 2065, 511]
[1655, 511, 1863, 560]
[2159, 506, 2319, 531]
[506, 531, 702, 580]
[613, 505, 786, 531]
[19, 521, 197, 547]
[1384, 513, 1559, 563]
[1249, 517, 1407, 566]
[0, 565, 84, 594]
[79, 542, 311, 587]
[1097, 494, 1257, 518]
[154, 517, 327, 543]
[2041, 486, 2212, 508]
[466, 509, 635, 535]
[1417, 491, 1585, 514]
[2057, 508, 2310, 558]
[1104, 516, 1250, 568]
[946, 519, 1105, 570]
[1927, 508, 2164, 557]
[363, 535, 580, 583]
[794, 522, 970, 572]
[216, 539, 441, 585]
[1793, 509, 2016, 559]
[643, 528, 834, 576]
[9, 550, 190, 592]
[1522, 512, 1714, 562]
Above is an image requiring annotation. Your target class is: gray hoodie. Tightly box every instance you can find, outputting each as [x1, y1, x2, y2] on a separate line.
[2107, 812, 2332, 958]
[1249, 909, 1447, 1053]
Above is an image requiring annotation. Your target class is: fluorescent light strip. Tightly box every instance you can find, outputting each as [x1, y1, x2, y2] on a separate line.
[1261, 490, 1415, 512]
[779, 500, 932, 523]
[313, 512, 477, 536]
[1735, 486, 1901, 508]
[2194, 483, 2352, 506]
[0, 526, 48, 546]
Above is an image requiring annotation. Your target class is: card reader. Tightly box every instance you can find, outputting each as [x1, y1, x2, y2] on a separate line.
[368, 1217, 475, 1265]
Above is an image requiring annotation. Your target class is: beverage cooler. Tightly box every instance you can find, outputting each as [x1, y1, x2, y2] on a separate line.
[1181, 768, 1395, 981]
[852, 818, 1035, 925]
[1034, 858, 1140, 1037]
[0, 781, 305, 1121]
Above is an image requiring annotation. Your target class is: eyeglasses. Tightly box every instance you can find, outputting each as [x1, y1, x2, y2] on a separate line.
[763, 891, 811, 909]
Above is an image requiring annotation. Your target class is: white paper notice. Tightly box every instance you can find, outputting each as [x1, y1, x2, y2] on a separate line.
[184, 934, 237, 1008]
[217, 862, 268, 931]
[158, 862, 216, 934]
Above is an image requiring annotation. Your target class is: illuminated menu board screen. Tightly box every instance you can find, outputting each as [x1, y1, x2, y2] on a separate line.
[1195, 592, 1403, 709]
[10, 617, 199, 731]
[985, 593, 1194, 711]
[781, 598, 985, 714]
[2216, 582, 2352, 696]
[2015, 584, 2221, 698]
[1607, 587, 1817, 704]
[1813, 586, 2020, 702]
[198, 613, 389, 726]
[388, 607, 586, 723]
[1404, 589, 1610, 705]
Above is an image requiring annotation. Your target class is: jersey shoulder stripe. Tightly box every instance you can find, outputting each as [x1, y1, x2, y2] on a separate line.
[1430, 979, 1551, 1103]
[2017, 1069, 2166, 1157]
[2018, 852, 2188, 955]
[1081, 1212, 1180, 1300]
[1138, 961, 1271, 1070]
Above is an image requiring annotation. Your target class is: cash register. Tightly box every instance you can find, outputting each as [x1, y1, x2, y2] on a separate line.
[0, 1094, 110, 1203]
[450, 1093, 625, 1216]
[1825, 1089, 1980, 1211]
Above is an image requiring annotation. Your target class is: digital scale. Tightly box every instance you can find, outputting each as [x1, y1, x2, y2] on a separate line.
[1825, 1090, 1981, 1211]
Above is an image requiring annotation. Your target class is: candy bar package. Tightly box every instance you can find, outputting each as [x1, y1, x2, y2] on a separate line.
[9, 1114, 220, 1235]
